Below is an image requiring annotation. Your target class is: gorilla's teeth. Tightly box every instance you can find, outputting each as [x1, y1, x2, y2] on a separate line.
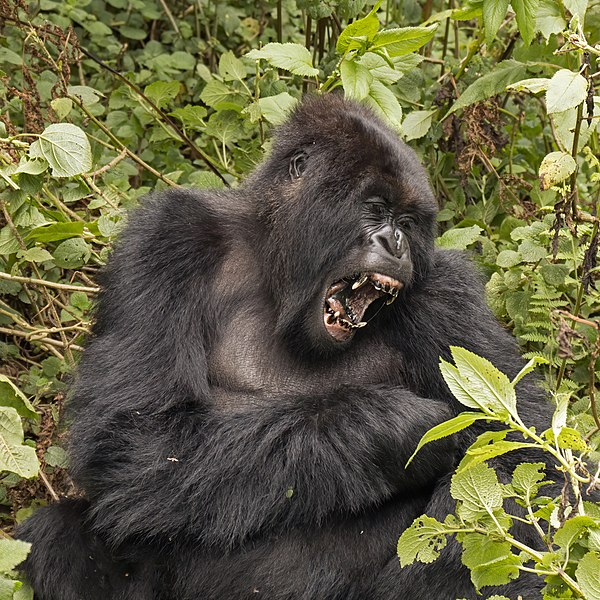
[356, 321, 367, 328]
[334, 311, 341, 319]
[386, 296, 397, 305]
[352, 275, 368, 290]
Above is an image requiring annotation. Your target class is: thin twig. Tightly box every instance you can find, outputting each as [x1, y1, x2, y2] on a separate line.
[0, 271, 99, 294]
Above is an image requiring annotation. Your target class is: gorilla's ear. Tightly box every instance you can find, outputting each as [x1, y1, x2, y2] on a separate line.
[289, 151, 308, 180]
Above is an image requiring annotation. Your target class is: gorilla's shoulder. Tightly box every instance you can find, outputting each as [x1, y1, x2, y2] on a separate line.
[427, 248, 485, 294]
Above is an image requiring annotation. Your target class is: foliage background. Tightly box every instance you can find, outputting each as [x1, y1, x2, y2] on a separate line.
[0, 0, 599, 596]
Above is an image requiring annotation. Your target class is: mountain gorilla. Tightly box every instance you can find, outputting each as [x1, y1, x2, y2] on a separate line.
[18, 94, 551, 599]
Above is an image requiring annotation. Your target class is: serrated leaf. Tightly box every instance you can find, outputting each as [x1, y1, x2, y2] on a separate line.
[512, 356, 548, 386]
[169, 105, 207, 130]
[15, 157, 48, 176]
[437, 225, 483, 249]
[53, 238, 91, 269]
[511, 462, 551, 497]
[563, 0, 588, 19]
[556, 427, 589, 451]
[21, 247, 53, 263]
[340, 59, 373, 100]
[446, 60, 526, 117]
[27, 222, 85, 243]
[356, 53, 403, 85]
[257, 93, 298, 125]
[406, 412, 489, 467]
[536, 0, 567, 40]
[471, 554, 522, 590]
[460, 441, 535, 471]
[496, 250, 522, 268]
[450, 346, 517, 418]
[0, 376, 37, 420]
[370, 24, 438, 57]
[546, 70, 588, 114]
[362, 79, 402, 131]
[576, 552, 600, 600]
[67, 85, 104, 106]
[219, 51, 246, 82]
[50, 97, 73, 120]
[483, 0, 509, 46]
[451, 462, 503, 520]
[144, 81, 180, 109]
[336, 2, 381, 54]
[397, 516, 449, 566]
[402, 110, 436, 141]
[0, 538, 31, 572]
[246, 43, 319, 77]
[0, 407, 39, 478]
[29, 124, 92, 178]
[554, 516, 596, 549]
[512, 0, 540, 45]
[200, 80, 245, 110]
[507, 77, 550, 94]
[539, 151, 576, 190]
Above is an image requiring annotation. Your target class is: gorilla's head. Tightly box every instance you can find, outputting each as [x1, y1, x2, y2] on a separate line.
[247, 94, 438, 353]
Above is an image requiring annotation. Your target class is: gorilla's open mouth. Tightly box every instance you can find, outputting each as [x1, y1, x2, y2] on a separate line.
[323, 273, 403, 342]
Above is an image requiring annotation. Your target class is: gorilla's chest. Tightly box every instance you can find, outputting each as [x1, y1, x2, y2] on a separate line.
[208, 310, 405, 397]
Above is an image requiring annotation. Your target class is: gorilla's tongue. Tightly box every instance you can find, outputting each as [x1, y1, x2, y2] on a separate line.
[324, 273, 402, 342]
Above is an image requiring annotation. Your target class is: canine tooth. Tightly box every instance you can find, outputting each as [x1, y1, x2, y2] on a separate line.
[334, 311, 340, 318]
[352, 275, 368, 290]
[356, 321, 367, 328]
[386, 296, 397, 305]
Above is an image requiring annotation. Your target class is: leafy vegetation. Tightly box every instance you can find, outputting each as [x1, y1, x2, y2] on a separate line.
[0, 0, 598, 597]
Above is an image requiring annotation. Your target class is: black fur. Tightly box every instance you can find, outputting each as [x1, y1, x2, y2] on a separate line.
[18, 95, 556, 599]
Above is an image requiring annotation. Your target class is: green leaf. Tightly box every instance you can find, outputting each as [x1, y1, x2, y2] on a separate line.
[451, 462, 503, 520]
[0, 226, 20, 256]
[200, 80, 245, 110]
[511, 356, 548, 386]
[512, 0, 540, 45]
[576, 552, 600, 600]
[0, 407, 39, 478]
[539, 151, 577, 190]
[257, 93, 298, 125]
[27, 222, 85, 243]
[246, 43, 319, 77]
[144, 81, 181, 109]
[50, 98, 73, 120]
[20, 247, 53, 263]
[402, 110, 436, 141]
[546, 70, 588, 114]
[406, 412, 490, 467]
[336, 2, 381, 54]
[482, 0, 509, 46]
[219, 51, 247, 82]
[370, 24, 438, 57]
[460, 440, 536, 471]
[536, 0, 567, 39]
[554, 516, 596, 549]
[356, 53, 403, 85]
[556, 427, 589, 451]
[496, 249, 522, 268]
[563, 0, 588, 19]
[446, 60, 527, 117]
[507, 77, 550, 94]
[440, 360, 484, 410]
[0, 375, 38, 420]
[67, 85, 104, 106]
[450, 346, 517, 418]
[170, 105, 207, 130]
[0, 538, 31, 572]
[437, 225, 482, 249]
[45, 445, 68, 468]
[397, 516, 449, 566]
[340, 59, 373, 100]
[511, 462, 551, 497]
[53, 238, 91, 269]
[29, 124, 92, 178]
[362, 79, 402, 131]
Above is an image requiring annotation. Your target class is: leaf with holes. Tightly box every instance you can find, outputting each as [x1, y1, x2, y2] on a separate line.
[539, 151, 576, 190]
[29, 124, 92, 178]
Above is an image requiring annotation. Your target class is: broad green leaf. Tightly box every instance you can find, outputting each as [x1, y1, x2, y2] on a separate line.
[0, 538, 31, 572]
[67, 85, 104, 106]
[246, 43, 319, 77]
[219, 51, 247, 82]
[29, 124, 92, 178]
[257, 93, 298, 125]
[452, 5, 483, 20]
[53, 238, 92, 269]
[554, 516, 596, 549]
[511, 462, 551, 497]
[0, 407, 39, 478]
[563, 0, 588, 19]
[440, 360, 484, 410]
[512, 0, 540, 45]
[437, 225, 482, 249]
[397, 516, 448, 566]
[170, 105, 207, 130]
[336, 2, 381, 54]
[451, 462, 503, 520]
[539, 151, 576, 190]
[27, 222, 85, 243]
[536, 0, 566, 39]
[551, 98, 600, 151]
[370, 25, 438, 57]
[0, 226, 20, 256]
[546, 70, 588, 114]
[482, 0, 509, 45]
[356, 53, 403, 85]
[512, 356, 548, 385]
[15, 157, 48, 176]
[576, 552, 600, 600]
[496, 250, 522, 268]
[0, 375, 38, 420]
[45, 445, 68, 468]
[507, 77, 550, 94]
[471, 554, 522, 590]
[340, 59, 373, 100]
[446, 60, 526, 117]
[50, 97, 73, 120]
[406, 412, 490, 467]
[362, 80, 402, 131]
[20, 247, 53, 264]
[556, 427, 589, 451]
[402, 110, 436, 141]
[450, 346, 517, 417]
[144, 81, 181, 109]
[518, 239, 546, 262]
[200, 80, 245, 110]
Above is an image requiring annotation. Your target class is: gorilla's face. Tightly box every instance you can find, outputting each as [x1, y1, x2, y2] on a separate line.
[253, 95, 437, 352]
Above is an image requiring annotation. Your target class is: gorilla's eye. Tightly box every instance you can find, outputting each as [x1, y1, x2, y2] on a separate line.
[397, 215, 414, 229]
[289, 152, 308, 180]
[365, 199, 388, 218]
